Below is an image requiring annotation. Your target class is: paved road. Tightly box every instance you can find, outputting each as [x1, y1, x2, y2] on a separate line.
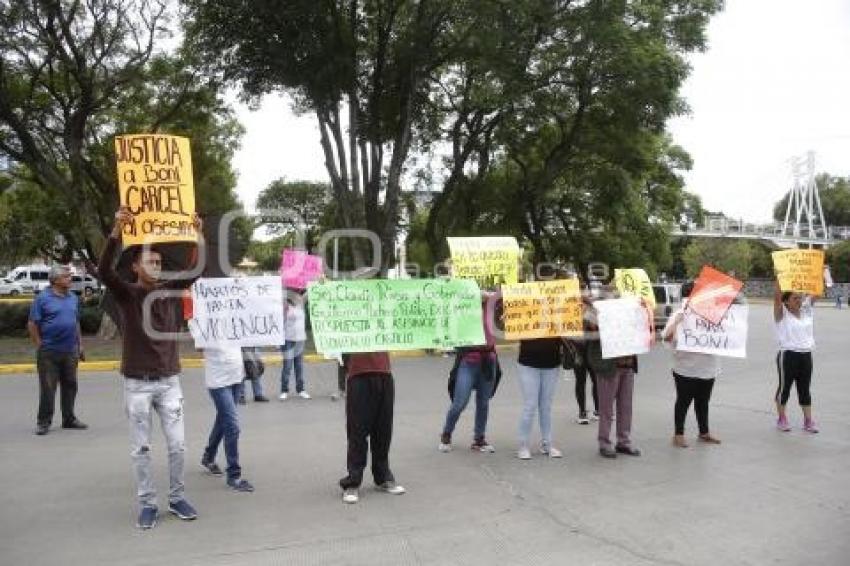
[1, 304, 848, 566]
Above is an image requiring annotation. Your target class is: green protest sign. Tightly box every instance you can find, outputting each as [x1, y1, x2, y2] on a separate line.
[308, 279, 485, 353]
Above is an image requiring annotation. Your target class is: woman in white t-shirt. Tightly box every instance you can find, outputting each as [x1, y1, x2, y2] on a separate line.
[280, 292, 310, 400]
[773, 283, 818, 433]
[662, 281, 722, 448]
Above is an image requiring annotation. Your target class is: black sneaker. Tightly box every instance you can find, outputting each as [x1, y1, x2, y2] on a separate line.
[227, 478, 255, 492]
[615, 445, 642, 457]
[599, 446, 617, 459]
[62, 419, 88, 430]
[254, 395, 270, 402]
[137, 506, 158, 529]
[201, 458, 223, 476]
[168, 499, 198, 520]
[35, 423, 49, 436]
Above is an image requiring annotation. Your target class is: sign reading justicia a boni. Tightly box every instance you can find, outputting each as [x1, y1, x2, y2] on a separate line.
[114, 134, 197, 246]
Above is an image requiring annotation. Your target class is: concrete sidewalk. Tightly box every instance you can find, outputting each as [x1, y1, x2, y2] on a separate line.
[0, 303, 848, 565]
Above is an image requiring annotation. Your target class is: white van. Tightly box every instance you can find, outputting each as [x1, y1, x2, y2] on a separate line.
[3, 265, 51, 295]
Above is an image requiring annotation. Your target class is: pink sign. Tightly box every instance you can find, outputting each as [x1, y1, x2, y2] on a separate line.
[281, 249, 323, 289]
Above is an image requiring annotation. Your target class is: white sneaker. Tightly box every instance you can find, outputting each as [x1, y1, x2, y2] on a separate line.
[438, 442, 452, 452]
[542, 445, 563, 458]
[342, 488, 359, 504]
[517, 447, 532, 460]
[278, 393, 288, 401]
[298, 391, 311, 400]
[377, 481, 406, 495]
[590, 411, 600, 422]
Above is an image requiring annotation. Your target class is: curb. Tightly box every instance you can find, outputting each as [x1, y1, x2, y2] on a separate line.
[0, 349, 439, 375]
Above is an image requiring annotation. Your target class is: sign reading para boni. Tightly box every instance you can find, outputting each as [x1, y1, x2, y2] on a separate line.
[676, 304, 748, 358]
[501, 279, 583, 340]
[281, 249, 323, 289]
[772, 249, 825, 296]
[308, 279, 484, 354]
[189, 277, 284, 348]
[614, 268, 655, 309]
[447, 237, 520, 288]
[595, 297, 651, 359]
[115, 134, 197, 246]
[688, 265, 743, 325]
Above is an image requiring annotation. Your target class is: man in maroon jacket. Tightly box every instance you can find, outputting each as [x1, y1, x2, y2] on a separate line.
[98, 206, 203, 529]
[339, 352, 406, 504]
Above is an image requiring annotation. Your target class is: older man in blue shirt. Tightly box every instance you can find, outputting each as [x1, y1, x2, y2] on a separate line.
[27, 265, 87, 435]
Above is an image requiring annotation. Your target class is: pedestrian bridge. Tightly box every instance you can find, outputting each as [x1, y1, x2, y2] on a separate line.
[671, 216, 850, 248]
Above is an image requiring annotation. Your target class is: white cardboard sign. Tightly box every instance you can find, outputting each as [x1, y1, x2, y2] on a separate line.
[676, 304, 748, 358]
[595, 297, 651, 359]
[189, 276, 284, 348]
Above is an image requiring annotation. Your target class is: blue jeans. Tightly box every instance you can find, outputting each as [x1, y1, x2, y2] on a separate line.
[280, 341, 305, 393]
[517, 364, 560, 449]
[442, 359, 495, 439]
[204, 384, 241, 481]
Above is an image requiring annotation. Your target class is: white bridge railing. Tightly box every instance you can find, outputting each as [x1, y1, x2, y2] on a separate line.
[673, 216, 850, 246]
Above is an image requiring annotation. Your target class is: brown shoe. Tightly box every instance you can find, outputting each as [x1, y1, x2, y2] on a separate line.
[672, 435, 689, 448]
[698, 434, 721, 444]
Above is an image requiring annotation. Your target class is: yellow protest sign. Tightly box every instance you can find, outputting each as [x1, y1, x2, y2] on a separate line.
[447, 237, 520, 288]
[115, 134, 197, 246]
[614, 268, 655, 309]
[772, 249, 825, 296]
[501, 279, 583, 339]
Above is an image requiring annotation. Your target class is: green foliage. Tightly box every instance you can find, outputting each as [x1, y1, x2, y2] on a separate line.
[246, 237, 291, 273]
[255, 180, 331, 251]
[827, 240, 850, 283]
[80, 304, 104, 335]
[0, 2, 248, 264]
[0, 303, 30, 337]
[682, 239, 753, 279]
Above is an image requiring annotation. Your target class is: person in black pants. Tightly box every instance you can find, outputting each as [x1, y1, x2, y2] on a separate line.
[662, 281, 722, 447]
[339, 352, 405, 504]
[570, 340, 598, 424]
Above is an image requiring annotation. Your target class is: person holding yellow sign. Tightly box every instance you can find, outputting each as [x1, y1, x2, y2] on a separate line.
[773, 281, 818, 434]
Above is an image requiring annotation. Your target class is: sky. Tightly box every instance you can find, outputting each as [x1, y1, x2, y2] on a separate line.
[230, 0, 850, 225]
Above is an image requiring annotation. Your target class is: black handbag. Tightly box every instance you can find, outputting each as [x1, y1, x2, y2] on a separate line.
[242, 348, 265, 380]
[562, 340, 580, 370]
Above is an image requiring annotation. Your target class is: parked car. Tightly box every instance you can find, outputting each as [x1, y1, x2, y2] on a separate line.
[0, 277, 28, 296]
[2, 265, 50, 295]
[70, 274, 100, 296]
[652, 283, 682, 329]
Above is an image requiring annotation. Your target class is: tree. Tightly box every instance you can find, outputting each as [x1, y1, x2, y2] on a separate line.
[420, 0, 721, 264]
[186, 0, 485, 269]
[773, 173, 850, 227]
[0, 0, 248, 265]
[682, 239, 753, 279]
[827, 240, 850, 283]
[255, 179, 331, 251]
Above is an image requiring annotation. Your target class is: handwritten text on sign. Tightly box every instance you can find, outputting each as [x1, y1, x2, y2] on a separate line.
[189, 277, 284, 348]
[501, 279, 583, 339]
[447, 237, 520, 288]
[614, 268, 655, 309]
[772, 249, 825, 296]
[308, 279, 484, 354]
[595, 298, 652, 359]
[281, 249, 323, 289]
[115, 134, 196, 246]
[676, 304, 748, 358]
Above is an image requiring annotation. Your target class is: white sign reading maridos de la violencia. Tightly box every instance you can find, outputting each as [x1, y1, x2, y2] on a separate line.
[188, 276, 284, 348]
